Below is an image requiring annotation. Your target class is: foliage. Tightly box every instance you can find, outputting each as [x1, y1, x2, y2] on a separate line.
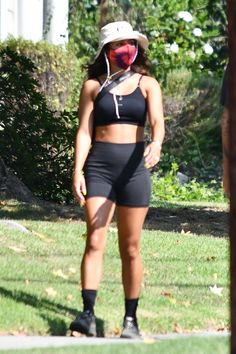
[151, 162, 225, 203]
[0, 47, 77, 202]
[128, 0, 227, 82]
[68, 0, 100, 60]
[0, 37, 82, 111]
[68, 0, 227, 83]
[159, 68, 223, 182]
[0, 2, 226, 203]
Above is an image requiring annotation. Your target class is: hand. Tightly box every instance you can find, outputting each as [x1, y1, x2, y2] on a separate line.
[143, 142, 161, 169]
[72, 171, 87, 206]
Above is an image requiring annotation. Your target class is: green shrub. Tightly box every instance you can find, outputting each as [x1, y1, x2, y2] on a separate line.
[151, 162, 225, 203]
[0, 37, 83, 111]
[0, 38, 86, 202]
[0, 0, 226, 203]
[161, 68, 223, 182]
[142, 0, 226, 82]
[68, 1, 227, 83]
[0, 47, 77, 202]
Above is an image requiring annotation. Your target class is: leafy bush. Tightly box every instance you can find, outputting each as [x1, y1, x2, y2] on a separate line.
[160, 68, 223, 182]
[68, 1, 227, 83]
[0, 37, 83, 111]
[69, 0, 100, 60]
[0, 47, 77, 202]
[151, 162, 225, 202]
[0, 1, 226, 203]
[129, 0, 227, 82]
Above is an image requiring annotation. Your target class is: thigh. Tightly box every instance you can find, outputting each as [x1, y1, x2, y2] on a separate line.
[116, 206, 148, 249]
[85, 197, 116, 251]
[85, 197, 116, 234]
[116, 169, 151, 207]
[84, 142, 116, 202]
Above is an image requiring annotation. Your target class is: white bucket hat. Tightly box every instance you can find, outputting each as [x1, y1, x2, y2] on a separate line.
[95, 21, 148, 58]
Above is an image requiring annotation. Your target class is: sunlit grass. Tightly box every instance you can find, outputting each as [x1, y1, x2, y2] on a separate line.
[0, 213, 229, 337]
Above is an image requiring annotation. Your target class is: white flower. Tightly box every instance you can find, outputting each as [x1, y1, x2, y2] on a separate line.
[203, 43, 214, 55]
[192, 28, 202, 37]
[170, 42, 179, 53]
[152, 58, 159, 65]
[178, 11, 193, 22]
[189, 51, 196, 59]
[150, 30, 159, 37]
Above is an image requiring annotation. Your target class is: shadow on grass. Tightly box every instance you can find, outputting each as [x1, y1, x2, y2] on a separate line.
[0, 286, 105, 336]
[0, 199, 84, 222]
[145, 205, 228, 237]
[0, 277, 79, 285]
[102, 279, 228, 289]
[0, 199, 228, 237]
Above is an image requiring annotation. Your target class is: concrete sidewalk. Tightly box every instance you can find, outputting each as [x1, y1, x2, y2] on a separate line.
[0, 331, 229, 350]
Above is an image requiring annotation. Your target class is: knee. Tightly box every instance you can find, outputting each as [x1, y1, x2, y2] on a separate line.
[85, 231, 105, 254]
[120, 242, 140, 261]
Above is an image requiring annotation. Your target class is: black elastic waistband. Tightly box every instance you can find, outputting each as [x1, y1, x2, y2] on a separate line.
[93, 141, 145, 147]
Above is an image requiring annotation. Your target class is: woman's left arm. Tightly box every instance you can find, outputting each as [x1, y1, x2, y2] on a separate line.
[143, 77, 165, 168]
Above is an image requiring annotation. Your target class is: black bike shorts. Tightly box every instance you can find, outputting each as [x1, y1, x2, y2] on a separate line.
[84, 141, 151, 207]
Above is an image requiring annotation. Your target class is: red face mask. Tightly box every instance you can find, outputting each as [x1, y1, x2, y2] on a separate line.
[107, 44, 137, 69]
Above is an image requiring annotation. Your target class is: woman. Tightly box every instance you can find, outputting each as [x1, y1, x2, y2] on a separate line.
[70, 21, 165, 338]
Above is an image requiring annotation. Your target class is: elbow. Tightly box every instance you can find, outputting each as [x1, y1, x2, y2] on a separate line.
[76, 129, 93, 145]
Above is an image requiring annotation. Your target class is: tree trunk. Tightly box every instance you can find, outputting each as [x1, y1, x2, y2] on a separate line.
[99, 0, 109, 28]
[227, 0, 236, 353]
[0, 157, 37, 203]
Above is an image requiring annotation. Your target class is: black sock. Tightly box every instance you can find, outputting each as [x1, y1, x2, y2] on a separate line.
[124, 298, 139, 319]
[81, 289, 97, 314]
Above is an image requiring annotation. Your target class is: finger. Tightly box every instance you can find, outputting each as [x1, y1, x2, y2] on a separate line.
[153, 156, 160, 164]
[145, 155, 159, 168]
[79, 198, 86, 207]
[81, 179, 87, 196]
[75, 194, 86, 207]
[73, 187, 84, 202]
[145, 155, 152, 165]
[143, 146, 151, 157]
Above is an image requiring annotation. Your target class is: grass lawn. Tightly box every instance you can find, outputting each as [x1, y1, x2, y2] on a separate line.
[0, 199, 229, 352]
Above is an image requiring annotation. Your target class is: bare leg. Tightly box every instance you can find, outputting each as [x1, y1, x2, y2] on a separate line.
[81, 197, 116, 289]
[116, 206, 148, 298]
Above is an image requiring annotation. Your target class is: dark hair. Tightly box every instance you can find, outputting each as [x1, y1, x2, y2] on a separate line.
[86, 45, 151, 79]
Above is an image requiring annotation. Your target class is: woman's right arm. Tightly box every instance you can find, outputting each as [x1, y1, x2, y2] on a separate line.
[73, 80, 95, 205]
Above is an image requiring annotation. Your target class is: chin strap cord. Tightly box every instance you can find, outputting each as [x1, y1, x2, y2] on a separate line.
[99, 52, 123, 92]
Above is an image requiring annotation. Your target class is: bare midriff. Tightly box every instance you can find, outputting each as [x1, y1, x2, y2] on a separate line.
[94, 124, 145, 144]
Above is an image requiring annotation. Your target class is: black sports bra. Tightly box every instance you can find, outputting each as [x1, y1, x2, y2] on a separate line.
[93, 76, 147, 127]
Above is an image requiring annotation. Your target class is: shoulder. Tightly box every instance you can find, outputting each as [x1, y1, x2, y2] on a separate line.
[141, 75, 160, 86]
[82, 78, 100, 91]
[81, 78, 101, 100]
[140, 75, 162, 94]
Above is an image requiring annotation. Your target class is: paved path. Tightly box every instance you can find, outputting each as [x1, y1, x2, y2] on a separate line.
[0, 332, 229, 350]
